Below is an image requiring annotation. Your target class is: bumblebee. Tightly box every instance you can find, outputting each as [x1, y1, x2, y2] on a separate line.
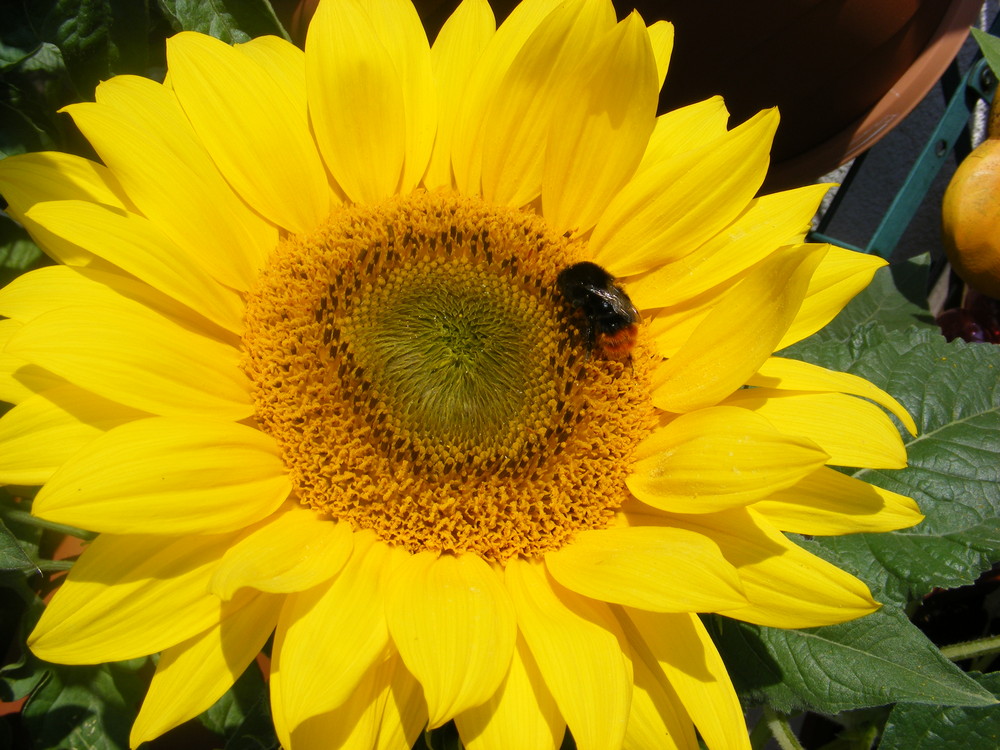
[556, 261, 639, 359]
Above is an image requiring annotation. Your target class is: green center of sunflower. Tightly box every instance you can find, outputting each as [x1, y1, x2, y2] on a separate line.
[242, 190, 656, 563]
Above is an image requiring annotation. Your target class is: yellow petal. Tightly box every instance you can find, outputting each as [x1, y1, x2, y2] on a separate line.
[130, 590, 279, 747]
[480, 0, 615, 207]
[384, 551, 516, 727]
[505, 557, 631, 750]
[211, 505, 353, 598]
[665, 507, 879, 627]
[749, 355, 917, 435]
[633, 97, 729, 179]
[26, 200, 245, 332]
[778, 245, 887, 348]
[425, 0, 496, 189]
[166, 33, 330, 234]
[306, 0, 406, 203]
[32, 417, 290, 535]
[272, 533, 399, 734]
[646, 21, 674, 93]
[542, 12, 658, 234]
[455, 634, 566, 750]
[6, 303, 252, 420]
[626, 184, 829, 309]
[283, 654, 426, 750]
[624, 610, 749, 750]
[627, 406, 829, 513]
[722, 389, 908, 469]
[450, 0, 565, 195]
[0, 319, 64, 405]
[0, 384, 146, 486]
[591, 108, 778, 275]
[651, 244, 828, 412]
[29, 532, 239, 663]
[622, 644, 697, 750]
[753, 466, 923, 535]
[545, 525, 746, 612]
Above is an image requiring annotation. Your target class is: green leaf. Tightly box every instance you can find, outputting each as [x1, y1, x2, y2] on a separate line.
[198, 658, 277, 749]
[710, 608, 997, 715]
[0, 217, 45, 288]
[34, 0, 116, 97]
[0, 519, 38, 574]
[879, 672, 1000, 749]
[790, 325, 1000, 607]
[972, 28, 1000, 82]
[155, 0, 290, 44]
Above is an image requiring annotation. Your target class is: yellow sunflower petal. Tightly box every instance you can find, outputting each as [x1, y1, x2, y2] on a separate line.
[306, 0, 406, 203]
[626, 183, 829, 309]
[480, 0, 615, 207]
[425, 0, 496, 189]
[753, 466, 923, 535]
[666, 508, 880, 627]
[454, 634, 565, 750]
[623, 646, 697, 750]
[544, 526, 746, 612]
[166, 32, 330, 233]
[211, 505, 354, 598]
[283, 654, 426, 750]
[591, 108, 778, 275]
[385, 551, 517, 727]
[633, 97, 729, 179]
[129, 590, 279, 747]
[72, 75, 277, 289]
[722, 389, 907, 469]
[0, 320, 64, 405]
[32, 417, 290, 535]
[5, 303, 252, 420]
[505, 557, 631, 750]
[272, 533, 399, 735]
[0, 384, 146, 486]
[450, 0, 565, 195]
[29, 532, 240, 663]
[650, 244, 828, 412]
[627, 406, 829, 513]
[0, 151, 129, 220]
[26, 200, 244, 332]
[646, 20, 673, 93]
[542, 11, 658, 234]
[625, 610, 750, 750]
[778, 245, 887, 348]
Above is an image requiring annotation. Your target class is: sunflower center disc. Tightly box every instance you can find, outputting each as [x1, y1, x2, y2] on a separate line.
[243, 190, 656, 562]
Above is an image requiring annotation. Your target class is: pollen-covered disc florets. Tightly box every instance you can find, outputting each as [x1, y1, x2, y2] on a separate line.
[243, 190, 656, 562]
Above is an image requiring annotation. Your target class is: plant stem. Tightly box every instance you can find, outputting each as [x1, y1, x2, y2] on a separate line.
[940, 633, 1000, 662]
[763, 706, 806, 750]
[3, 509, 94, 539]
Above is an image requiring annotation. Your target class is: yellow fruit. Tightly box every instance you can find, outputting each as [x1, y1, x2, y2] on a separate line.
[942, 96, 1000, 299]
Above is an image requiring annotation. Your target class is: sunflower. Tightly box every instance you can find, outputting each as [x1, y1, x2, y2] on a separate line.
[0, 0, 922, 747]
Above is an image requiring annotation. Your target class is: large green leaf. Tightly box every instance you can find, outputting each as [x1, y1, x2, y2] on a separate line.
[156, 0, 290, 43]
[199, 658, 277, 749]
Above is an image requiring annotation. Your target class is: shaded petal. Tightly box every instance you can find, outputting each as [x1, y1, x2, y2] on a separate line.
[450, 0, 566, 194]
[721, 389, 907, 469]
[0, 384, 147, 486]
[778, 246, 886, 348]
[212, 505, 354, 598]
[425, 0, 496, 189]
[624, 610, 749, 750]
[283, 654, 426, 750]
[26, 200, 244, 332]
[542, 12, 658, 234]
[0, 319, 64, 405]
[622, 646, 697, 750]
[480, 0, 615, 207]
[385, 551, 516, 727]
[627, 406, 829, 513]
[29, 532, 240, 663]
[130, 590, 279, 746]
[73, 75, 277, 289]
[166, 33, 330, 233]
[32, 417, 290, 535]
[545, 525, 746, 612]
[272, 533, 399, 735]
[6, 303, 252, 420]
[306, 0, 406, 203]
[505, 557, 632, 750]
[455, 634, 565, 750]
[663, 507, 879, 627]
[650, 244, 828, 412]
[753, 466, 923, 535]
[626, 184, 828, 309]
[591, 108, 778, 275]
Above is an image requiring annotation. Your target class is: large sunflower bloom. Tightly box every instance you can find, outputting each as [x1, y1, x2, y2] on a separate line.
[0, 0, 922, 747]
